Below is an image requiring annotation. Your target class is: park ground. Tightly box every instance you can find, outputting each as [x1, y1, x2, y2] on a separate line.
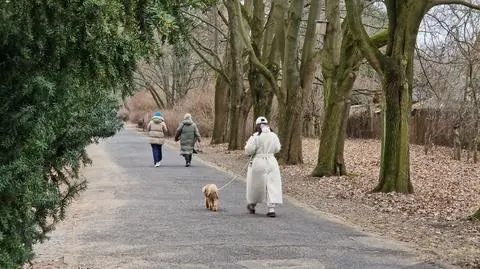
[26, 126, 480, 269]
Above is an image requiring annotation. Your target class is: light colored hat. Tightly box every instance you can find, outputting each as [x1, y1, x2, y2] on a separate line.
[184, 113, 192, 120]
[255, 116, 268, 125]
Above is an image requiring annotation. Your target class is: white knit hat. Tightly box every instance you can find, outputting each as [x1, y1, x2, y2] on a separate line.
[255, 116, 268, 125]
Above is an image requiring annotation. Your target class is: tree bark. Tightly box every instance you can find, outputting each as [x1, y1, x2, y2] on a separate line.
[277, 0, 304, 164]
[225, 0, 245, 150]
[312, 0, 387, 177]
[249, 0, 268, 122]
[298, 0, 321, 139]
[345, 0, 431, 193]
[211, 72, 230, 144]
[373, 57, 414, 193]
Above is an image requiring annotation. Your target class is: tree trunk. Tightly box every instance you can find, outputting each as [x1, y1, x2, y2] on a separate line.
[298, 0, 321, 139]
[345, 0, 428, 193]
[313, 0, 343, 176]
[249, 0, 269, 122]
[336, 102, 351, 175]
[277, 0, 304, 164]
[147, 85, 165, 109]
[313, 81, 354, 176]
[211, 73, 230, 144]
[313, 25, 388, 177]
[226, 0, 245, 150]
[311, 0, 388, 177]
[238, 95, 253, 142]
[374, 59, 413, 193]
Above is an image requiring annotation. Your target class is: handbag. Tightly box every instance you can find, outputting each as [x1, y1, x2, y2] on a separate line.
[174, 125, 183, 142]
[193, 141, 202, 154]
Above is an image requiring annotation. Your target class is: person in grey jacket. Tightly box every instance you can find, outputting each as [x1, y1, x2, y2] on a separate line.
[175, 113, 201, 167]
[147, 111, 168, 167]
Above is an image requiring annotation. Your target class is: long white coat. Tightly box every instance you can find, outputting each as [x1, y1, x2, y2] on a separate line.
[244, 126, 283, 204]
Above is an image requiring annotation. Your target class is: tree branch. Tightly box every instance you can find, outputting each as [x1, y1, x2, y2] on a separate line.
[233, 0, 284, 100]
[344, 0, 385, 76]
[429, 0, 480, 10]
[218, 9, 229, 26]
[181, 10, 228, 40]
[191, 36, 224, 66]
[184, 35, 232, 85]
[240, 2, 253, 29]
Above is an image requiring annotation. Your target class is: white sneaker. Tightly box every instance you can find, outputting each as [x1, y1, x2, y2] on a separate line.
[154, 162, 160, 167]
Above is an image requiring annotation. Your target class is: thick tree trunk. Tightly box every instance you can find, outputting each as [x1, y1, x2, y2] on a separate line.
[312, 0, 376, 177]
[314, 27, 388, 177]
[336, 103, 350, 175]
[278, 102, 304, 163]
[211, 73, 230, 144]
[374, 60, 413, 193]
[249, 0, 270, 122]
[313, 0, 343, 176]
[344, 0, 432, 193]
[298, 0, 321, 139]
[277, 0, 304, 164]
[238, 97, 252, 142]
[226, 0, 245, 150]
[313, 81, 354, 176]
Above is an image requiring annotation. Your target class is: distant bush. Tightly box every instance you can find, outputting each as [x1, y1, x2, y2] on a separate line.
[126, 87, 215, 137]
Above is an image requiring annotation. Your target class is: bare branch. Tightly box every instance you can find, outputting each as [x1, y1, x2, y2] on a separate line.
[233, 0, 283, 100]
[344, 0, 385, 76]
[218, 9, 229, 26]
[416, 47, 441, 99]
[184, 36, 232, 85]
[181, 10, 228, 40]
[240, 2, 253, 28]
[429, 0, 480, 11]
[191, 36, 224, 65]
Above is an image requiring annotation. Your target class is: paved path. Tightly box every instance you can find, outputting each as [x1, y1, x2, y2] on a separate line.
[34, 129, 449, 269]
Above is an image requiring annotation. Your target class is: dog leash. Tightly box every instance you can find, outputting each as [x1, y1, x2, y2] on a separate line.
[217, 155, 253, 191]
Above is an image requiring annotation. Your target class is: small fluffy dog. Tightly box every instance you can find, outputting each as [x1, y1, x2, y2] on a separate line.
[202, 184, 219, 211]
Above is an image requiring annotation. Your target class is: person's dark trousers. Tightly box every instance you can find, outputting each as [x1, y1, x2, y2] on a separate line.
[184, 154, 192, 166]
[151, 144, 163, 164]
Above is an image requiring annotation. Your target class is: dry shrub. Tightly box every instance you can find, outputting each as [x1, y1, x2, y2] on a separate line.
[124, 90, 158, 123]
[161, 88, 214, 137]
[125, 86, 215, 137]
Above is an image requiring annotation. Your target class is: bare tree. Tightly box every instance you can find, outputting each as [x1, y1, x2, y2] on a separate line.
[312, 0, 387, 177]
[416, 4, 480, 160]
[181, 6, 232, 144]
[344, 0, 480, 193]
[135, 40, 209, 109]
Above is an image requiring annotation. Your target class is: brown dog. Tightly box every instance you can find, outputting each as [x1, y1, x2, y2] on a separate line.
[202, 184, 219, 211]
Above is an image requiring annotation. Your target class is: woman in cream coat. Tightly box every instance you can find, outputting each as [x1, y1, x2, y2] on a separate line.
[244, 116, 282, 217]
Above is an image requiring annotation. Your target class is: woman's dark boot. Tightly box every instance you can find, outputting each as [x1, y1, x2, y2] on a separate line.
[247, 203, 256, 214]
[185, 154, 192, 167]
